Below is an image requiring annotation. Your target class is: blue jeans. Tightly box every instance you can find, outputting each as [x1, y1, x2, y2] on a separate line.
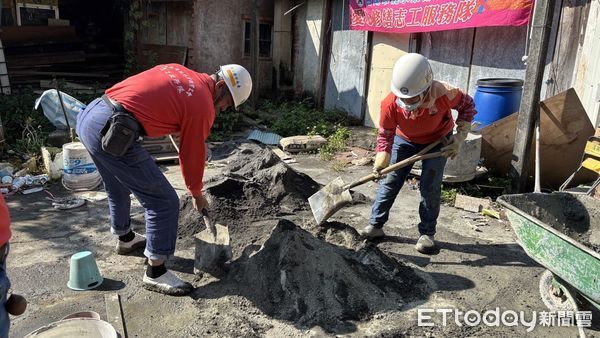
[77, 98, 180, 261]
[0, 244, 10, 338]
[369, 135, 447, 236]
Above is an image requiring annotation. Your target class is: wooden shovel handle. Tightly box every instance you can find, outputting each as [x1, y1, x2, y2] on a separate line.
[201, 209, 217, 240]
[380, 151, 444, 175]
[346, 138, 446, 190]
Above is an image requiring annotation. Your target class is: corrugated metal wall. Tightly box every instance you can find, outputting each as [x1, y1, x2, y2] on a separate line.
[324, 0, 369, 121]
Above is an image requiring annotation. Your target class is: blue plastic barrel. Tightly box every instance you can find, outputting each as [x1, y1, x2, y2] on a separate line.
[473, 78, 524, 127]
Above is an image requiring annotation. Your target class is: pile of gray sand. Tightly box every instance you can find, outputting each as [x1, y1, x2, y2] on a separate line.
[180, 142, 428, 332]
[194, 219, 427, 332]
[178, 142, 322, 253]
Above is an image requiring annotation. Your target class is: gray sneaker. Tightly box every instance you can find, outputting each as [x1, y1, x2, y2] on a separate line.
[358, 225, 385, 239]
[415, 235, 436, 254]
[116, 232, 146, 255]
[142, 270, 193, 296]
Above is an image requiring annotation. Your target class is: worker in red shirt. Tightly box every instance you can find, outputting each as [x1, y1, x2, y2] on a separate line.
[1, 194, 28, 337]
[359, 53, 476, 254]
[77, 64, 252, 295]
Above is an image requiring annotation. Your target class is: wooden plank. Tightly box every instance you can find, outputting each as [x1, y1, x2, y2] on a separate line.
[9, 70, 109, 77]
[16, 0, 58, 5]
[40, 80, 101, 91]
[47, 18, 70, 26]
[0, 26, 76, 43]
[166, 1, 192, 46]
[7, 51, 85, 66]
[137, 43, 187, 70]
[454, 194, 492, 213]
[105, 293, 127, 338]
[141, 2, 167, 45]
[481, 88, 596, 190]
[545, 0, 588, 98]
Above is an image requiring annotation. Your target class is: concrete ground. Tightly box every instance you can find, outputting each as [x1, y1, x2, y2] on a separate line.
[5, 142, 600, 337]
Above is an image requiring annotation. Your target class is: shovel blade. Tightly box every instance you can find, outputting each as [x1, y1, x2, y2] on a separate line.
[194, 223, 232, 277]
[308, 177, 353, 225]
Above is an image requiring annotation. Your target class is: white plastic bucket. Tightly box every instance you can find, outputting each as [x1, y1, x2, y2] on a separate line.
[62, 142, 102, 191]
[443, 133, 482, 182]
[24, 318, 117, 338]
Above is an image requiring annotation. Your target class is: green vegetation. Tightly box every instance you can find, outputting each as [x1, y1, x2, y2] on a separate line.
[440, 174, 511, 204]
[256, 99, 347, 138]
[317, 126, 351, 161]
[250, 99, 350, 160]
[0, 85, 104, 157]
[441, 185, 458, 204]
[208, 108, 244, 142]
[0, 88, 54, 155]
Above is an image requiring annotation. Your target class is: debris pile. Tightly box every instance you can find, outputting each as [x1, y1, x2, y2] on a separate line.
[0, 160, 49, 195]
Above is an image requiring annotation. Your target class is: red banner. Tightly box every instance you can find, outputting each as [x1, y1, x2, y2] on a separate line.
[350, 0, 533, 34]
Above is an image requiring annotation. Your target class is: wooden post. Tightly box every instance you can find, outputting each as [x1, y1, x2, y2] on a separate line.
[509, 0, 556, 193]
[251, 0, 260, 107]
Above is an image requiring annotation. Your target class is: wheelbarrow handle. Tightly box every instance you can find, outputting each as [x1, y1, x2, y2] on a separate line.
[346, 138, 446, 190]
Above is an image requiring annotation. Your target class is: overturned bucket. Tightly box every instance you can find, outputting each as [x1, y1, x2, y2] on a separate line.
[67, 251, 103, 291]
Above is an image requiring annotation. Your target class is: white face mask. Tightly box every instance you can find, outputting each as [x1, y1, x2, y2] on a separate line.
[395, 86, 430, 112]
[396, 96, 423, 112]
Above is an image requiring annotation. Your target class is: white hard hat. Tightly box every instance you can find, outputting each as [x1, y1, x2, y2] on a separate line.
[219, 64, 252, 109]
[390, 53, 433, 99]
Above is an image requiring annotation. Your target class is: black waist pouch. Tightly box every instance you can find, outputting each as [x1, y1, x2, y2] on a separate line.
[100, 112, 142, 157]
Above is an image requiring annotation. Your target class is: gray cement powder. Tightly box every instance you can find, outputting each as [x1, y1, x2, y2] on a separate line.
[503, 192, 600, 253]
[179, 142, 427, 331]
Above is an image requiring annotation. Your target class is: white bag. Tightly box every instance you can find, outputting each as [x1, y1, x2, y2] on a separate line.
[34, 89, 86, 129]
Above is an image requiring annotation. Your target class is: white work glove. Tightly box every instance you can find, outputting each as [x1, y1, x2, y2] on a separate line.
[441, 120, 471, 159]
[373, 152, 391, 178]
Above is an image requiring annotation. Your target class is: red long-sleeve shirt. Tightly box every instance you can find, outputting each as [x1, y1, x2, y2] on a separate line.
[105, 64, 215, 196]
[376, 80, 476, 152]
[0, 194, 11, 247]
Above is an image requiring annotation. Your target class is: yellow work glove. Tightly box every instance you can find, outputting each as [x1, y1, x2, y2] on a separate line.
[441, 120, 471, 159]
[373, 152, 391, 177]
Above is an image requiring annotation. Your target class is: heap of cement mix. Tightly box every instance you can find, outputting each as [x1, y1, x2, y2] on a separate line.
[195, 219, 427, 331]
[180, 142, 428, 331]
[503, 192, 600, 253]
[179, 142, 320, 231]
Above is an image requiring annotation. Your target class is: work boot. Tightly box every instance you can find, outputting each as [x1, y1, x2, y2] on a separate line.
[116, 231, 146, 255]
[142, 270, 193, 296]
[358, 225, 385, 239]
[415, 235, 436, 254]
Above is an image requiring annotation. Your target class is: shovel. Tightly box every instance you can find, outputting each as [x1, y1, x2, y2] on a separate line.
[194, 209, 232, 277]
[309, 139, 445, 225]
